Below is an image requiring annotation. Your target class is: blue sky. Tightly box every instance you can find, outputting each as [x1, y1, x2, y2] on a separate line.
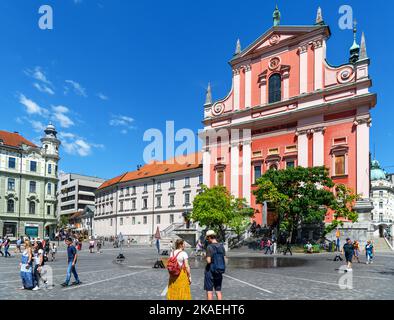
[0, 0, 392, 179]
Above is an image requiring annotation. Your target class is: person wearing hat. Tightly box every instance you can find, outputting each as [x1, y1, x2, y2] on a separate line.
[204, 230, 226, 300]
[342, 237, 354, 271]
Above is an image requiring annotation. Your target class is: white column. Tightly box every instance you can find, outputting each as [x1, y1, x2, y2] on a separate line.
[299, 45, 308, 94]
[313, 40, 323, 91]
[244, 65, 252, 108]
[233, 68, 241, 110]
[313, 128, 325, 167]
[297, 131, 309, 167]
[242, 130, 252, 204]
[231, 130, 240, 197]
[203, 148, 211, 187]
[356, 119, 371, 199]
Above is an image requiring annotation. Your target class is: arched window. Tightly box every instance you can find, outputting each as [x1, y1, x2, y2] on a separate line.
[7, 199, 14, 213]
[29, 201, 36, 215]
[268, 73, 282, 104]
[269, 164, 278, 171]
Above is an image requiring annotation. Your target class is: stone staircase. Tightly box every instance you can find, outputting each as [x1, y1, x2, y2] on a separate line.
[374, 237, 393, 252]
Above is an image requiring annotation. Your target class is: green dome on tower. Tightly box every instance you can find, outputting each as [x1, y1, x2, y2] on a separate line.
[371, 160, 387, 181]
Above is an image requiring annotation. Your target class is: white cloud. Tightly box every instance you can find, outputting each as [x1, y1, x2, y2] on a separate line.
[65, 80, 87, 97]
[110, 115, 136, 134]
[97, 93, 109, 100]
[51, 105, 74, 128]
[59, 132, 103, 157]
[33, 83, 55, 95]
[19, 94, 48, 116]
[29, 120, 46, 132]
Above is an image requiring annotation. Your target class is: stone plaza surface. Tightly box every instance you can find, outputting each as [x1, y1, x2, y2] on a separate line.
[0, 244, 393, 300]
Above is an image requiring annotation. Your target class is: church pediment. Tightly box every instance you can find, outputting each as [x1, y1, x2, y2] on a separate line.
[231, 25, 329, 65]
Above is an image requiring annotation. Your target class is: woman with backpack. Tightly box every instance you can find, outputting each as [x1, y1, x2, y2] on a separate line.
[166, 239, 192, 300]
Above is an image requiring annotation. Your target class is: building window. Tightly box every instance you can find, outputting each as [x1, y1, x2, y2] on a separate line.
[47, 205, 51, 215]
[120, 188, 124, 196]
[120, 218, 124, 226]
[120, 201, 124, 212]
[254, 165, 262, 183]
[48, 164, 52, 175]
[170, 214, 174, 224]
[132, 199, 136, 210]
[379, 202, 383, 209]
[8, 157, 16, 169]
[143, 184, 148, 193]
[169, 195, 175, 207]
[126, 187, 130, 196]
[8, 178, 15, 191]
[143, 198, 148, 209]
[268, 73, 282, 104]
[184, 177, 190, 187]
[170, 179, 175, 189]
[156, 215, 161, 224]
[143, 216, 147, 224]
[217, 170, 224, 186]
[7, 199, 15, 213]
[184, 193, 190, 206]
[157, 181, 161, 191]
[334, 155, 346, 176]
[29, 201, 36, 215]
[286, 160, 295, 169]
[156, 196, 161, 208]
[132, 217, 136, 225]
[132, 186, 136, 195]
[29, 181, 37, 194]
[379, 191, 384, 197]
[47, 183, 52, 195]
[198, 174, 203, 185]
[110, 219, 113, 226]
[30, 161, 37, 172]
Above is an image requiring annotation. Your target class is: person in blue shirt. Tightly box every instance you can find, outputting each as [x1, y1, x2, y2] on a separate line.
[61, 237, 81, 287]
[365, 240, 375, 264]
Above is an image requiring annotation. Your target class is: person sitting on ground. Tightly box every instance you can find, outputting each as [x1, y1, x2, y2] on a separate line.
[306, 241, 313, 254]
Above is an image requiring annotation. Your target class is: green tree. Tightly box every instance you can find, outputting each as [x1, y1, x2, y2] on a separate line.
[58, 215, 69, 229]
[253, 166, 335, 242]
[228, 215, 251, 242]
[325, 184, 360, 234]
[191, 185, 254, 241]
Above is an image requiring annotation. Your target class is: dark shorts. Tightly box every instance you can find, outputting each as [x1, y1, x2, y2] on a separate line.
[345, 254, 353, 263]
[204, 270, 223, 292]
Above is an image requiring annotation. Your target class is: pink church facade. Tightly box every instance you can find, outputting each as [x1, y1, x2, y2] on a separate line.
[202, 8, 376, 226]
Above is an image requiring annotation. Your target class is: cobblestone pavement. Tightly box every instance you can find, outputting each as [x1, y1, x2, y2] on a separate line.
[1, 244, 393, 300]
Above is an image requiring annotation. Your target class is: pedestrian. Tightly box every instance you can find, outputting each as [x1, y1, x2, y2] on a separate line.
[168, 240, 174, 254]
[265, 238, 273, 254]
[127, 237, 131, 247]
[0, 237, 4, 257]
[166, 239, 192, 300]
[195, 239, 203, 257]
[156, 238, 160, 255]
[342, 238, 354, 271]
[335, 229, 341, 252]
[61, 237, 81, 287]
[50, 243, 57, 261]
[4, 237, 11, 257]
[97, 239, 102, 253]
[283, 239, 293, 256]
[19, 240, 34, 290]
[353, 240, 361, 263]
[32, 241, 45, 291]
[365, 240, 375, 264]
[16, 237, 23, 253]
[306, 241, 313, 254]
[260, 239, 265, 251]
[272, 239, 277, 254]
[204, 230, 226, 301]
[89, 238, 95, 253]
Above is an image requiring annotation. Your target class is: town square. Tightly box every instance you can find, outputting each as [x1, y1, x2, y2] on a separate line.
[0, 0, 393, 305]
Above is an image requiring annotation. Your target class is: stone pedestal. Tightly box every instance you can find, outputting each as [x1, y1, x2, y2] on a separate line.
[326, 199, 374, 244]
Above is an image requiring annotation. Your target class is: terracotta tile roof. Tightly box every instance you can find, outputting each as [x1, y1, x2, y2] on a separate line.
[0, 130, 37, 148]
[97, 172, 128, 190]
[98, 153, 202, 190]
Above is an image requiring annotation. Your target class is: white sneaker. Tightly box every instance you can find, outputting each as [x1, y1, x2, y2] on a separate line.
[32, 286, 40, 291]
